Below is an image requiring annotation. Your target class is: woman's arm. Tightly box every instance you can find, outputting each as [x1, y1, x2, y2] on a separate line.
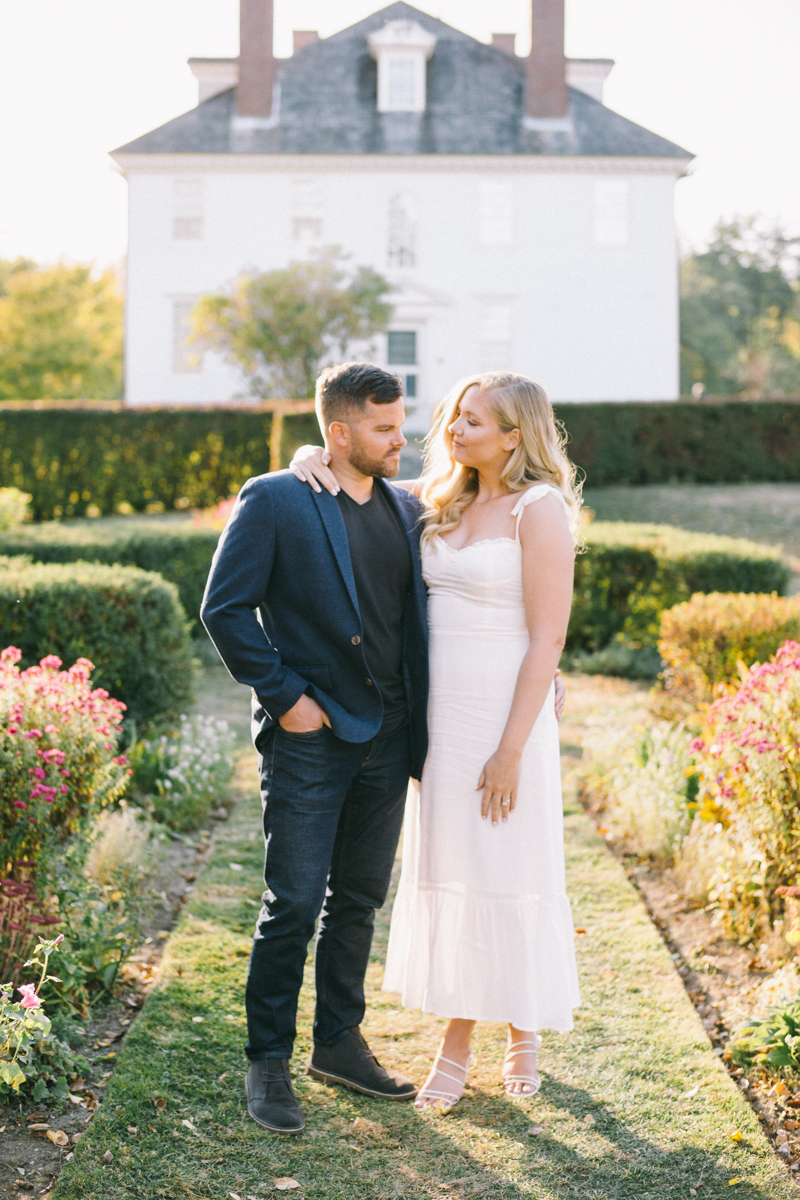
[478, 493, 574, 825]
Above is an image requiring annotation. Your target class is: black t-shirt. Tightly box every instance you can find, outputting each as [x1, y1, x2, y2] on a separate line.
[336, 483, 413, 734]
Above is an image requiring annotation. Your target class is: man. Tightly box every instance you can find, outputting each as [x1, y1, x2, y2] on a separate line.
[201, 363, 427, 1134]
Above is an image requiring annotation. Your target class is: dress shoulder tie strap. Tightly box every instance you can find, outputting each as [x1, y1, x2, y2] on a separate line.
[511, 484, 571, 542]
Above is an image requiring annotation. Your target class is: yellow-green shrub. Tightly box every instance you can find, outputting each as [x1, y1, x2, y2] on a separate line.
[658, 592, 800, 708]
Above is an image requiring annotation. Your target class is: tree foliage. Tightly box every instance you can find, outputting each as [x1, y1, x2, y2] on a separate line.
[191, 248, 393, 398]
[0, 260, 123, 400]
[680, 218, 800, 397]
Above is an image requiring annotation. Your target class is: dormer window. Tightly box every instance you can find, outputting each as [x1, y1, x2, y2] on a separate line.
[368, 21, 437, 114]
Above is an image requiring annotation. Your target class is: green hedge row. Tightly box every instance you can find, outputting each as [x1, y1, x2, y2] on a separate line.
[554, 400, 800, 485]
[0, 518, 219, 628]
[1, 401, 799, 520]
[0, 558, 194, 727]
[3, 514, 787, 660]
[0, 406, 319, 520]
[570, 522, 790, 652]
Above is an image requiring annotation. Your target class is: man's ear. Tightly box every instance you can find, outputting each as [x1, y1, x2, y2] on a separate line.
[328, 421, 351, 450]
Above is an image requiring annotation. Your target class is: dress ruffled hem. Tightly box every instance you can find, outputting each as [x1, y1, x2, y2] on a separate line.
[383, 880, 581, 1032]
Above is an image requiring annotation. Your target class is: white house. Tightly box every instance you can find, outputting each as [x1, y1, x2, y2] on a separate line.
[112, 0, 692, 431]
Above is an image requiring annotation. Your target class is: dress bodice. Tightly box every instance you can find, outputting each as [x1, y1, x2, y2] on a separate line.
[421, 484, 569, 626]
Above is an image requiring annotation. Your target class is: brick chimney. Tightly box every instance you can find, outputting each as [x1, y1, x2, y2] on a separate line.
[526, 0, 569, 125]
[492, 33, 517, 55]
[293, 30, 319, 54]
[237, 0, 275, 120]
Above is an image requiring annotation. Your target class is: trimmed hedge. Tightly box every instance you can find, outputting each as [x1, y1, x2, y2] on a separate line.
[569, 522, 790, 653]
[1, 400, 800, 520]
[554, 400, 800, 485]
[0, 405, 319, 520]
[0, 559, 194, 727]
[0, 518, 219, 628]
[659, 591, 800, 703]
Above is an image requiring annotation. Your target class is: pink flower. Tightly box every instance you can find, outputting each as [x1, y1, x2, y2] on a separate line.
[60, 769, 70, 778]
[7, 726, 17, 735]
[112, 755, 129, 767]
[44, 724, 59, 734]
[0, 646, 22, 664]
[690, 738, 704, 752]
[24, 729, 42, 739]
[30, 767, 46, 781]
[39, 655, 62, 670]
[59, 785, 68, 794]
[18, 983, 41, 1010]
[13, 801, 27, 809]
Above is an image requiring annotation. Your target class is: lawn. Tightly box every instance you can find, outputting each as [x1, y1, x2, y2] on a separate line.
[50, 667, 796, 1200]
[584, 483, 800, 577]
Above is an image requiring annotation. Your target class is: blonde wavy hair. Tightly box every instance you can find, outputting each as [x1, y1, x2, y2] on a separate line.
[419, 372, 582, 548]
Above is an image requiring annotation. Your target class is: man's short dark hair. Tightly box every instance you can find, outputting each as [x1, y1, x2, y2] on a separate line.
[316, 362, 403, 430]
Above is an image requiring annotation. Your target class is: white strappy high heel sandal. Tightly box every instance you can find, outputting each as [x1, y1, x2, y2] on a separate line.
[414, 1040, 472, 1112]
[502, 1034, 542, 1099]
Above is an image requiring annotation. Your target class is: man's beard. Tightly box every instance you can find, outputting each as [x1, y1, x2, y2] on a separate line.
[349, 438, 402, 479]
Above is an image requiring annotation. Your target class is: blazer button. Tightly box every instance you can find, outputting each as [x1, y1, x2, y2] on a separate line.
[351, 635, 361, 645]
[365, 677, 373, 686]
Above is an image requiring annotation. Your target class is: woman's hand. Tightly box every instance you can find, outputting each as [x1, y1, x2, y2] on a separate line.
[478, 746, 522, 825]
[289, 445, 340, 495]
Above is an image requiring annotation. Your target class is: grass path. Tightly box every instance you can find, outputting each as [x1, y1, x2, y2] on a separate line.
[51, 673, 797, 1200]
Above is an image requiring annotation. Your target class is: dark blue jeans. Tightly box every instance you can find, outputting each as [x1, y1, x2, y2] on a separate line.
[245, 721, 411, 1061]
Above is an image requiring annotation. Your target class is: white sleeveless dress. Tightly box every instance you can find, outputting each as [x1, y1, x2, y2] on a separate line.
[383, 484, 581, 1031]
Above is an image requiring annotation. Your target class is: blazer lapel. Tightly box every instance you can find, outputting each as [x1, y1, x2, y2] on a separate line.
[310, 488, 360, 616]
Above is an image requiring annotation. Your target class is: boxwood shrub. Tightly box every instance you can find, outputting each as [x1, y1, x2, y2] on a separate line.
[570, 523, 790, 653]
[0, 558, 194, 727]
[0, 518, 219, 628]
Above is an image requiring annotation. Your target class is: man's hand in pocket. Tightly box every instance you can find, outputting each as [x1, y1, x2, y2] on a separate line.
[278, 693, 330, 733]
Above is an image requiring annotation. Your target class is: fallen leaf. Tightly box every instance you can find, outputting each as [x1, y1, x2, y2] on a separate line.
[67, 1094, 83, 1105]
[680, 1085, 700, 1100]
[157, 931, 170, 939]
[46, 1131, 69, 1147]
[103, 1150, 114, 1163]
[728, 1180, 743, 1187]
[229, 1194, 242, 1200]
[28, 1123, 50, 1132]
[528, 1126, 545, 1136]
[126, 1126, 138, 1135]
[274, 1180, 301, 1191]
[71, 1134, 82, 1145]
[229, 863, 243, 872]
[728, 1131, 743, 1142]
[153, 1097, 167, 1110]
[192, 1016, 204, 1024]
[777, 1083, 790, 1097]
[574, 928, 586, 936]
[218, 1072, 228, 1083]
[583, 1114, 596, 1126]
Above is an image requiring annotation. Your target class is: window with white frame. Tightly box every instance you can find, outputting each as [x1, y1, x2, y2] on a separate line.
[291, 178, 324, 243]
[388, 191, 418, 268]
[172, 179, 204, 240]
[478, 301, 513, 370]
[368, 20, 437, 114]
[478, 180, 515, 246]
[387, 330, 418, 401]
[172, 300, 202, 373]
[593, 180, 630, 245]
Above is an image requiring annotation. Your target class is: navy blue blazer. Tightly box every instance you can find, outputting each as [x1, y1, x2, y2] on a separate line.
[200, 471, 429, 780]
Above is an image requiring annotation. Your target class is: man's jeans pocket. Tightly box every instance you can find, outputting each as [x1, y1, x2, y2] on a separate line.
[277, 725, 328, 741]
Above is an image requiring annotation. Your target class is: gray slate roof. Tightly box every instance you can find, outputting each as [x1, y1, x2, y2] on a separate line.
[113, 2, 691, 159]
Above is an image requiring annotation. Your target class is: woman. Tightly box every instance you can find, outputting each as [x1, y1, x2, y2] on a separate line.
[292, 372, 581, 1108]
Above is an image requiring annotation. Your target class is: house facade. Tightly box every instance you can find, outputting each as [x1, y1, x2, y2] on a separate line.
[112, 0, 692, 431]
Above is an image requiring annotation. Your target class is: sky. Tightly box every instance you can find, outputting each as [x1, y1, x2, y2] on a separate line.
[0, 0, 798, 267]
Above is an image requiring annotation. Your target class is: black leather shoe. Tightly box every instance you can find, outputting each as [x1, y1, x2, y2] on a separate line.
[245, 1058, 305, 1133]
[307, 1027, 417, 1100]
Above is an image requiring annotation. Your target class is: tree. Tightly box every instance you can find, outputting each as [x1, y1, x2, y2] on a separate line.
[680, 218, 800, 397]
[191, 249, 393, 399]
[0, 261, 123, 400]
